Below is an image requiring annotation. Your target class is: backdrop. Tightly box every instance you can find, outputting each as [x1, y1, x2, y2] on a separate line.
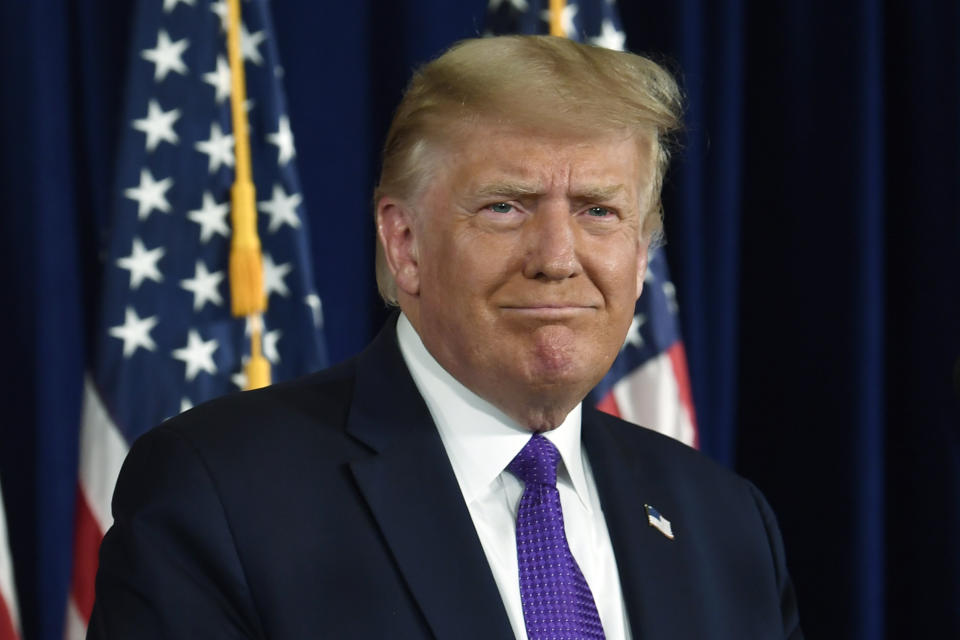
[1, 1, 958, 639]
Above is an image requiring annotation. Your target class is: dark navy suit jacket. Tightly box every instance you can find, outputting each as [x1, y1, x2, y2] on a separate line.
[89, 318, 802, 639]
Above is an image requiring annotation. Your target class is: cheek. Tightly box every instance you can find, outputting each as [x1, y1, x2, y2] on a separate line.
[591, 243, 641, 300]
[450, 231, 521, 287]
[418, 231, 494, 311]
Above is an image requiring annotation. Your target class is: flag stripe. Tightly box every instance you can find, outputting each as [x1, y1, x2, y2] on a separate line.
[79, 376, 130, 533]
[594, 391, 621, 418]
[0, 484, 20, 640]
[666, 341, 697, 448]
[609, 348, 697, 447]
[0, 597, 17, 640]
[64, 599, 86, 640]
[71, 487, 103, 622]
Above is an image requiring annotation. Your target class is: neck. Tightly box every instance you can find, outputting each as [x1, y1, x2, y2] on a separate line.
[485, 389, 581, 433]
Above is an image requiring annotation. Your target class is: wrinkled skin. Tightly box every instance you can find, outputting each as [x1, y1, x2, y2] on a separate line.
[378, 124, 654, 431]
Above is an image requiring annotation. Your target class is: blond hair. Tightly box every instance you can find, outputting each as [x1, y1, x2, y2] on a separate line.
[374, 35, 683, 304]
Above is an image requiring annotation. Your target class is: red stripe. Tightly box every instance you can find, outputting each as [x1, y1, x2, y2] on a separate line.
[666, 342, 699, 449]
[0, 593, 18, 640]
[70, 487, 104, 622]
[595, 389, 622, 418]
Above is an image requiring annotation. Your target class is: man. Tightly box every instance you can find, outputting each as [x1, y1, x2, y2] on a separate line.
[89, 36, 802, 639]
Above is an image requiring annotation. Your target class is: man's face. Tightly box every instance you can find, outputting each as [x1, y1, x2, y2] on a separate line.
[381, 123, 652, 429]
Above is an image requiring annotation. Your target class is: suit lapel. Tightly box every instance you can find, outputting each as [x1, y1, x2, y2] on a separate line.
[346, 319, 513, 640]
[583, 411, 692, 639]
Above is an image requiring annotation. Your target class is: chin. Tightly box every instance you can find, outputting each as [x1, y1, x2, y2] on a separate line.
[518, 354, 599, 398]
[527, 328, 605, 377]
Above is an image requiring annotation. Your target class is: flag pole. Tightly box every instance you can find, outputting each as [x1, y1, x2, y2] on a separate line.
[225, 0, 270, 389]
[549, 0, 566, 36]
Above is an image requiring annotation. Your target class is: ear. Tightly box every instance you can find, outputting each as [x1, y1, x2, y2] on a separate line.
[635, 236, 650, 299]
[376, 197, 421, 296]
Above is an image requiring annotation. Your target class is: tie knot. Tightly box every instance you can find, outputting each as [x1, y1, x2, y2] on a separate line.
[508, 434, 560, 487]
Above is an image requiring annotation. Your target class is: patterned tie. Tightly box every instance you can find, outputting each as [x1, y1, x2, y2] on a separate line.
[508, 433, 605, 640]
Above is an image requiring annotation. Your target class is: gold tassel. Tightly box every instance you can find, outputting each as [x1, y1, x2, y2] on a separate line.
[229, 180, 266, 316]
[225, 0, 270, 387]
[245, 318, 272, 390]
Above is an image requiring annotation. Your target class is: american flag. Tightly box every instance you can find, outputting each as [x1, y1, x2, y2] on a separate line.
[66, 0, 327, 636]
[0, 484, 20, 640]
[644, 503, 675, 540]
[486, 0, 698, 447]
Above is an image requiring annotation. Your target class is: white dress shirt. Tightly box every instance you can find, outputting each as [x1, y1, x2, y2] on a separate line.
[396, 314, 632, 640]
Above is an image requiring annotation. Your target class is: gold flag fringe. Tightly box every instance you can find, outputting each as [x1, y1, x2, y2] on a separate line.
[226, 0, 270, 389]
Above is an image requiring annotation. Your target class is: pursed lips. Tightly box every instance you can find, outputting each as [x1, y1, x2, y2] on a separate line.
[499, 304, 598, 318]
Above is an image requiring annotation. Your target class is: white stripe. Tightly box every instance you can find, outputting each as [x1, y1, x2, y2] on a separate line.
[0, 483, 21, 637]
[79, 374, 132, 535]
[64, 598, 86, 640]
[611, 351, 696, 447]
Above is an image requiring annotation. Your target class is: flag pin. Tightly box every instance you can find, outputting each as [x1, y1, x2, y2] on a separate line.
[644, 504, 675, 540]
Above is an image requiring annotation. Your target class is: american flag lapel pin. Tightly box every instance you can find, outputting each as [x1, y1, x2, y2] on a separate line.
[644, 504, 675, 540]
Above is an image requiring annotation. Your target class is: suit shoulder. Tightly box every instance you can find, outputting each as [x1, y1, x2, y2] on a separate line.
[584, 406, 748, 491]
[141, 356, 360, 459]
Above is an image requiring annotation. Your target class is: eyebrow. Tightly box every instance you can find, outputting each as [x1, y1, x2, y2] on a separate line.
[569, 184, 627, 203]
[471, 182, 543, 201]
[471, 182, 628, 202]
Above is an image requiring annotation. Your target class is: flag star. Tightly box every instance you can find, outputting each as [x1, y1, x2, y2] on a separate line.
[267, 115, 296, 165]
[231, 363, 248, 390]
[210, 0, 228, 30]
[258, 183, 302, 232]
[203, 55, 231, 103]
[305, 293, 323, 329]
[124, 168, 173, 220]
[180, 397, 193, 413]
[172, 329, 219, 381]
[590, 19, 626, 51]
[188, 191, 230, 242]
[163, 0, 195, 12]
[662, 280, 678, 314]
[108, 306, 159, 357]
[622, 313, 646, 350]
[194, 122, 235, 172]
[132, 99, 181, 151]
[141, 30, 189, 82]
[263, 329, 282, 364]
[240, 22, 267, 65]
[263, 253, 292, 298]
[116, 237, 165, 289]
[180, 260, 225, 311]
[540, 3, 579, 37]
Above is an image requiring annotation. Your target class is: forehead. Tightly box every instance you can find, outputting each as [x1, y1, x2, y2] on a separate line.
[425, 122, 654, 200]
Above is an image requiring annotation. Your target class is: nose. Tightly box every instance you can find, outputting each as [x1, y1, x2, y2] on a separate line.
[522, 204, 581, 281]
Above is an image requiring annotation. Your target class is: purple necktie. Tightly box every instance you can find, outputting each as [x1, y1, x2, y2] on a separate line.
[508, 434, 605, 640]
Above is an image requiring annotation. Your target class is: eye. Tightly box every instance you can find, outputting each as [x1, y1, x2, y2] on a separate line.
[587, 206, 613, 217]
[488, 202, 514, 214]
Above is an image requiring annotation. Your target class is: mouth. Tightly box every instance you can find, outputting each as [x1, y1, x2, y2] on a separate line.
[500, 305, 597, 319]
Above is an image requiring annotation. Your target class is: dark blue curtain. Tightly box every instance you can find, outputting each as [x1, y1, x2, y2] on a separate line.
[2, 1, 958, 639]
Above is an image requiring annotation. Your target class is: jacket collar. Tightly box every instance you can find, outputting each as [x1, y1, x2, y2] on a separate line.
[346, 315, 514, 639]
[583, 407, 693, 639]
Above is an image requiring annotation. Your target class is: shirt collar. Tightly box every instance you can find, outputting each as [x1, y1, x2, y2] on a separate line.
[396, 313, 592, 511]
